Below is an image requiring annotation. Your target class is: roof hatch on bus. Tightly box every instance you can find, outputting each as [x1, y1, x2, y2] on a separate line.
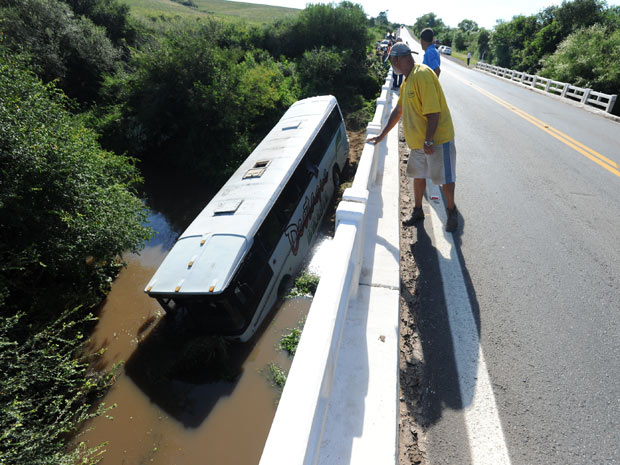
[213, 199, 242, 215]
[243, 160, 271, 179]
[282, 120, 301, 130]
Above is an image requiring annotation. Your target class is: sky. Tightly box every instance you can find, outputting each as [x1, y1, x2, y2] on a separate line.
[231, 0, 620, 29]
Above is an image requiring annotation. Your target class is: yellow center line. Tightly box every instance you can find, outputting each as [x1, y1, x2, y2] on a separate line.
[453, 75, 620, 179]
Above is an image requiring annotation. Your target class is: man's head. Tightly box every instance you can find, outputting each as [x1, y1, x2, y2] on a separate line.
[388, 42, 416, 75]
[420, 28, 434, 49]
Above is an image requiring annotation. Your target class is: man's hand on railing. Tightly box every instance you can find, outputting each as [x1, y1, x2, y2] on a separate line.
[367, 134, 385, 145]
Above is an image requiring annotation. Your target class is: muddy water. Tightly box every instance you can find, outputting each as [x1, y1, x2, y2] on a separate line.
[79, 170, 312, 465]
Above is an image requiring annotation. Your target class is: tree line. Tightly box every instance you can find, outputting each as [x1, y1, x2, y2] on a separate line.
[0, 1, 385, 463]
[412, 0, 620, 113]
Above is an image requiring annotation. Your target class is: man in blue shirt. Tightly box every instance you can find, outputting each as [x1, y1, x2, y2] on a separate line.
[421, 28, 441, 78]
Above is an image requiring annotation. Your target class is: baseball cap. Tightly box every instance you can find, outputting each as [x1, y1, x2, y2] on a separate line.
[389, 43, 419, 57]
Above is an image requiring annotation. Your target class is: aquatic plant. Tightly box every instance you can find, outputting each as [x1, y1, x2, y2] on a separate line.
[267, 362, 287, 388]
[280, 327, 302, 356]
[287, 271, 320, 298]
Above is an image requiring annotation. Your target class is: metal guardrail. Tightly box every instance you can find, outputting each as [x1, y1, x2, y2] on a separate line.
[476, 62, 618, 114]
[258, 73, 394, 465]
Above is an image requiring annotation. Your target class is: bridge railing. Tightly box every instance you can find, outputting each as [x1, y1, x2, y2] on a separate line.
[258, 72, 395, 465]
[476, 62, 617, 114]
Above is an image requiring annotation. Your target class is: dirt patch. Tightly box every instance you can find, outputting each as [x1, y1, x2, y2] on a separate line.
[347, 128, 367, 171]
[323, 128, 368, 234]
[397, 123, 427, 464]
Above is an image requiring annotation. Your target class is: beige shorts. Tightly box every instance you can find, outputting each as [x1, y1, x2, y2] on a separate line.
[406, 140, 457, 185]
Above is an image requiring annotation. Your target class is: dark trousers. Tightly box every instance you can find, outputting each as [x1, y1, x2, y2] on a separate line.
[392, 71, 402, 88]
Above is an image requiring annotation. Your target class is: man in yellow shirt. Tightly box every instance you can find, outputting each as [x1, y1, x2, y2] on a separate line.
[369, 42, 458, 232]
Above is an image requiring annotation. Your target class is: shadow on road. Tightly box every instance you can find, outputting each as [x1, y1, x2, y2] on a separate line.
[399, 170, 483, 462]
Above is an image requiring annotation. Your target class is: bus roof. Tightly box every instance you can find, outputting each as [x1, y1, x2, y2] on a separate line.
[145, 95, 339, 296]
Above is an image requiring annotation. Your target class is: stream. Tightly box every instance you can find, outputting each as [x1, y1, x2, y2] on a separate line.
[77, 166, 328, 464]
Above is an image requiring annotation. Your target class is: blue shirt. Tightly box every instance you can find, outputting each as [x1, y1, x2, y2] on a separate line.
[423, 45, 441, 71]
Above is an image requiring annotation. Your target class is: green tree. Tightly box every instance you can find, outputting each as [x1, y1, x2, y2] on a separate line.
[490, 15, 539, 69]
[413, 12, 446, 37]
[458, 19, 479, 32]
[555, 0, 604, 35]
[281, 1, 371, 60]
[540, 23, 620, 103]
[297, 46, 346, 97]
[106, 20, 299, 177]
[62, 0, 137, 46]
[453, 30, 467, 51]
[488, 0, 607, 72]
[258, 2, 382, 112]
[370, 10, 390, 28]
[0, 0, 121, 103]
[477, 28, 491, 59]
[603, 5, 620, 29]
[0, 47, 151, 318]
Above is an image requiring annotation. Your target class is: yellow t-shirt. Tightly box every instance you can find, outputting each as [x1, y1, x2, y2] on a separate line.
[397, 64, 455, 149]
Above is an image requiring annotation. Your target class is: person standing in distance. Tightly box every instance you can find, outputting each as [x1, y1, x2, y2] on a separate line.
[421, 28, 441, 78]
[368, 43, 458, 232]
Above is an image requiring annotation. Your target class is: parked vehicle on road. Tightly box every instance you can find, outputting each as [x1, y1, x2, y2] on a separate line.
[441, 46, 452, 55]
[145, 96, 349, 342]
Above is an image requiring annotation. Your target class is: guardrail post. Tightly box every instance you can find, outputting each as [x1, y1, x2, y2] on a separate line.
[561, 83, 568, 98]
[545, 79, 551, 92]
[581, 88, 591, 104]
[337, 192, 368, 299]
[607, 94, 617, 113]
[532, 75, 537, 89]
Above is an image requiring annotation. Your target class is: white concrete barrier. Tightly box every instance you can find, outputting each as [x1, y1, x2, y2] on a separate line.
[476, 62, 617, 113]
[258, 71, 394, 465]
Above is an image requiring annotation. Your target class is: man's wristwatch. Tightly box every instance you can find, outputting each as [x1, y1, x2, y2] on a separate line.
[424, 140, 434, 147]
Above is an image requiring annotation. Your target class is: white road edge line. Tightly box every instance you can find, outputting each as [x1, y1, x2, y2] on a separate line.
[425, 181, 512, 465]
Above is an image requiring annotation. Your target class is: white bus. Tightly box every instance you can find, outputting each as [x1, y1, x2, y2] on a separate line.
[145, 95, 349, 342]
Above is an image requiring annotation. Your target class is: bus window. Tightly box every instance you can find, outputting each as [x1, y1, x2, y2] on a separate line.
[325, 107, 342, 137]
[291, 163, 313, 191]
[235, 249, 274, 306]
[307, 108, 341, 166]
[255, 211, 282, 255]
[276, 181, 302, 224]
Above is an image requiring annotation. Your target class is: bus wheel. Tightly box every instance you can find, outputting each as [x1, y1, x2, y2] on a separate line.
[277, 274, 292, 299]
[332, 165, 341, 188]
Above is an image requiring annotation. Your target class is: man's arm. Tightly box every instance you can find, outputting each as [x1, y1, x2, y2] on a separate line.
[367, 104, 402, 145]
[433, 67, 441, 78]
[423, 112, 440, 154]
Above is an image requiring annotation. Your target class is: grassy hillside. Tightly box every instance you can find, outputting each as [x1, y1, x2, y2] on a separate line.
[125, 0, 300, 23]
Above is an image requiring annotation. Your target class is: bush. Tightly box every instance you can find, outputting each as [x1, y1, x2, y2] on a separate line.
[0, 310, 113, 465]
[297, 46, 346, 97]
[0, 47, 152, 319]
[0, 0, 122, 103]
[62, 0, 137, 46]
[278, 1, 371, 60]
[540, 24, 620, 99]
[100, 19, 299, 177]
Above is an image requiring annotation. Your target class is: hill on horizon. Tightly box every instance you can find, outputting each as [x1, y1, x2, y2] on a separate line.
[125, 0, 300, 23]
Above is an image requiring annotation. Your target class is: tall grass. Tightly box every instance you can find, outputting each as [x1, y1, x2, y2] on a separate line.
[124, 0, 300, 23]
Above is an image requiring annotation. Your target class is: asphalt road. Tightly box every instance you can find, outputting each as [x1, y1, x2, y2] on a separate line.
[402, 32, 620, 464]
